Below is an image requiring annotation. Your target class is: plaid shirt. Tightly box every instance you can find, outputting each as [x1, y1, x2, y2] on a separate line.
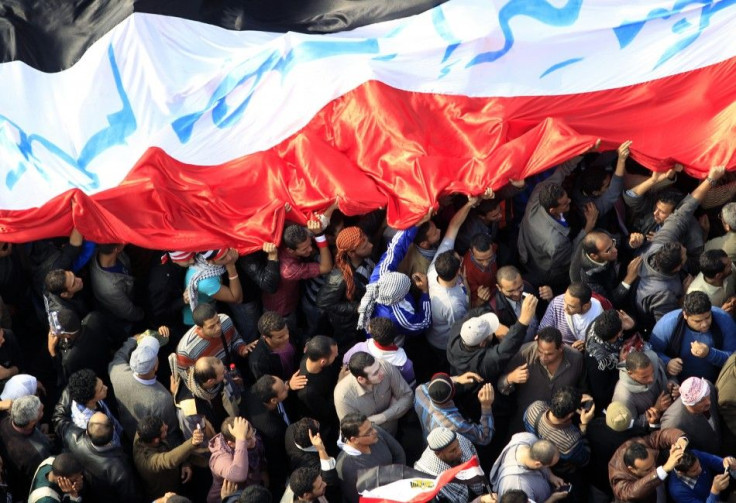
[414, 382, 495, 446]
[262, 248, 321, 315]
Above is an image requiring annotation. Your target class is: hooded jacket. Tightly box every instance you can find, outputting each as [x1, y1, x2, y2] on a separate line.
[634, 193, 701, 325]
[207, 434, 249, 503]
[446, 318, 528, 382]
[611, 351, 669, 428]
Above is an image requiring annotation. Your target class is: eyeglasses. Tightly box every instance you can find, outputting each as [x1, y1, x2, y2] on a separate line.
[603, 239, 617, 254]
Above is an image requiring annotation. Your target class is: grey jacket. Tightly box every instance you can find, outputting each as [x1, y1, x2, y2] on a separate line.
[90, 251, 144, 322]
[611, 351, 669, 428]
[660, 382, 721, 454]
[518, 157, 582, 287]
[635, 194, 700, 323]
[624, 187, 703, 258]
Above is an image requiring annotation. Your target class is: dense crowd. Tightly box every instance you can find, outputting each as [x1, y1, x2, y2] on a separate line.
[2, 140, 736, 503]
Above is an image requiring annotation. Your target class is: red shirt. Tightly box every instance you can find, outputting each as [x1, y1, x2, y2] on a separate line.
[463, 248, 497, 306]
[262, 247, 321, 315]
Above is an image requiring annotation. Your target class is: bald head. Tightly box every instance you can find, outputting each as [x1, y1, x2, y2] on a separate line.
[530, 439, 559, 466]
[582, 231, 617, 262]
[496, 265, 521, 284]
[193, 356, 224, 386]
[88, 412, 113, 446]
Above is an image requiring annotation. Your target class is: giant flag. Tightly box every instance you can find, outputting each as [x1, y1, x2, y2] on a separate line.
[1, 0, 735, 251]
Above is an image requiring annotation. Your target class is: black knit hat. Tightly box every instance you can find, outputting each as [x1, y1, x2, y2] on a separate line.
[427, 373, 455, 404]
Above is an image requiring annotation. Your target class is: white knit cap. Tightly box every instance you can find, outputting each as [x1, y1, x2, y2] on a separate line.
[460, 313, 500, 346]
[427, 427, 457, 451]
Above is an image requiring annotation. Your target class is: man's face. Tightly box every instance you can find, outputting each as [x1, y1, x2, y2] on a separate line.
[292, 237, 314, 258]
[677, 458, 702, 479]
[65, 473, 84, 493]
[537, 340, 563, 367]
[689, 394, 712, 414]
[479, 207, 503, 224]
[653, 201, 675, 225]
[308, 475, 327, 499]
[563, 292, 587, 316]
[593, 235, 618, 262]
[498, 275, 524, 302]
[361, 362, 385, 386]
[201, 315, 223, 339]
[629, 450, 656, 477]
[352, 420, 379, 446]
[93, 378, 108, 402]
[684, 310, 713, 333]
[628, 364, 655, 386]
[64, 271, 84, 295]
[212, 248, 237, 266]
[423, 222, 442, 248]
[554, 192, 572, 215]
[355, 236, 374, 258]
[436, 439, 464, 467]
[244, 421, 257, 449]
[159, 423, 169, 442]
[591, 175, 612, 197]
[213, 360, 226, 384]
[471, 246, 495, 271]
[273, 377, 289, 403]
[0, 242, 11, 258]
[266, 326, 290, 349]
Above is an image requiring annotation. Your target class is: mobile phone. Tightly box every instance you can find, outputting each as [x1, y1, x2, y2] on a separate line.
[581, 400, 594, 412]
[725, 466, 730, 476]
[555, 484, 572, 493]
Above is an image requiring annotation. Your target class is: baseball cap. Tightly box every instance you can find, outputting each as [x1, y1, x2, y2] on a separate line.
[460, 313, 500, 346]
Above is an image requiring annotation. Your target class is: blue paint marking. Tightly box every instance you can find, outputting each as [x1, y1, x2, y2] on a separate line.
[466, 0, 584, 68]
[540, 57, 584, 78]
[4, 162, 25, 190]
[275, 39, 380, 76]
[0, 43, 136, 190]
[613, 0, 736, 69]
[438, 60, 458, 79]
[673, 18, 691, 33]
[172, 39, 379, 142]
[171, 51, 280, 142]
[442, 43, 461, 64]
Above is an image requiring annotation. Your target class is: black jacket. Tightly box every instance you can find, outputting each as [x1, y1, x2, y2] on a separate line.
[66, 431, 140, 503]
[570, 241, 630, 308]
[236, 251, 280, 304]
[54, 389, 139, 503]
[316, 263, 371, 345]
[247, 337, 289, 382]
[446, 318, 528, 382]
[488, 281, 536, 328]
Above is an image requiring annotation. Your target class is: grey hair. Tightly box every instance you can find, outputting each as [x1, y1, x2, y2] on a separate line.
[722, 203, 736, 230]
[11, 395, 42, 427]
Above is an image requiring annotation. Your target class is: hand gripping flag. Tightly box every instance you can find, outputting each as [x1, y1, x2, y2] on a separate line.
[1, 0, 735, 250]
